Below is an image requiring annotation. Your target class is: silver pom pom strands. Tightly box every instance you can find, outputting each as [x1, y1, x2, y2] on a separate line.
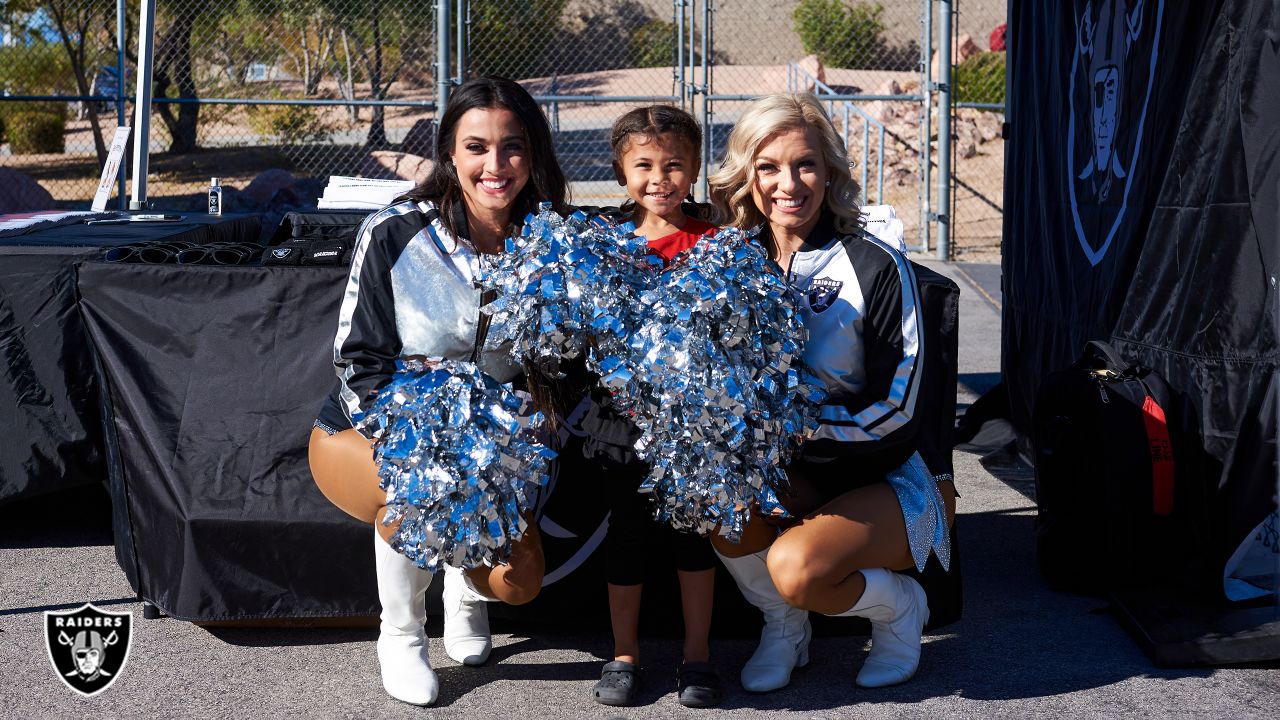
[478, 205, 653, 381]
[364, 359, 555, 571]
[617, 227, 826, 541]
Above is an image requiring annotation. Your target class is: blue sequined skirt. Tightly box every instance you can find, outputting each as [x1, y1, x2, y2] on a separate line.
[885, 451, 952, 572]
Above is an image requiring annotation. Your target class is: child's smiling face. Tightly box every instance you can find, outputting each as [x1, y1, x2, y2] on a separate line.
[614, 132, 700, 224]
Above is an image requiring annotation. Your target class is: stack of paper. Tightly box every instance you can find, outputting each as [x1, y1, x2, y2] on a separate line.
[318, 176, 417, 210]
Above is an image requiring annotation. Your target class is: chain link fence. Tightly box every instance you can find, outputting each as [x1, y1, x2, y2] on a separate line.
[706, 0, 930, 248]
[948, 0, 1006, 260]
[0, 0, 1002, 259]
[471, 0, 684, 208]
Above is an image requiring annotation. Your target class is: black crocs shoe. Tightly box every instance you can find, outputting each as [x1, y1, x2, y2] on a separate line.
[593, 660, 640, 706]
[676, 661, 722, 708]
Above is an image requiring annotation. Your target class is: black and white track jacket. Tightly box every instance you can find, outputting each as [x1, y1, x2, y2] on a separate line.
[332, 199, 518, 434]
[774, 212, 926, 471]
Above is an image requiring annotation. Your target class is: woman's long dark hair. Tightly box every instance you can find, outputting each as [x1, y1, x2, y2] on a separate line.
[404, 76, 569, 239]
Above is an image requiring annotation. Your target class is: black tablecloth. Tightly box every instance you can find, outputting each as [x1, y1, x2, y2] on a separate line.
[0, 215, 259, 506]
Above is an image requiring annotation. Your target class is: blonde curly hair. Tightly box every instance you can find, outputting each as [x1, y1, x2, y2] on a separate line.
[708, 93, 862, 237]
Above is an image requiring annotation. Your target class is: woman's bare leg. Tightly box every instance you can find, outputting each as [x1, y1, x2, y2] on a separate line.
[709, 509, 779, 557]
[308, 427, 397, 540]
[767, 480, 958, 615]
[468, 520, 544, 606]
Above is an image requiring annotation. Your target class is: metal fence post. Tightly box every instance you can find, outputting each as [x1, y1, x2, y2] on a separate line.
[699, 0, 713, 202]
[455, 0, 467, 85]
[920, 0, 933, 254]
[936, 0, 953, 261]
[437, 0, 451, 114]
[129, 0, 157, 210]
[116, 0, 127, 210]
[675, 0, 686, 110]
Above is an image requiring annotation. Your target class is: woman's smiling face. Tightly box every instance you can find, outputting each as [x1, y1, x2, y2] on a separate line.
[451, 106, 531, 221]
[749, 124, 828, 240]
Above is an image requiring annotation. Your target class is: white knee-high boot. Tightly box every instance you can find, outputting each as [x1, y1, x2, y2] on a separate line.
[716, 547, 811, 693]
[827, 567, 929, 688]
[373, 529, 438, 705]
[442, 564, 492, 666]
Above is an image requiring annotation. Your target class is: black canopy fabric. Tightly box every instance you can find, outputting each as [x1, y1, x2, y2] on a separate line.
[1005, 0, 1278, 597]
[1003, 0, 1214, 435]
[1110, 0, 1279, 592]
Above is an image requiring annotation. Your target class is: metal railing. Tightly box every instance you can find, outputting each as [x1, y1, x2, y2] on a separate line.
[787, 62, 889, 206]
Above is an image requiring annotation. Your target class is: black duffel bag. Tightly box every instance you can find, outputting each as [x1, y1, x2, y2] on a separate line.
[1032, 340, 1195, 594]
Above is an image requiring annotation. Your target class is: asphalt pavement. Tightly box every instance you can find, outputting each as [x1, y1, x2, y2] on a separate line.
[2, 260, 1277, 719]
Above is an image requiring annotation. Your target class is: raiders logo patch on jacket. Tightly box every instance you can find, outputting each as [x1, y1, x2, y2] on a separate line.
[807, 277, 844, 313]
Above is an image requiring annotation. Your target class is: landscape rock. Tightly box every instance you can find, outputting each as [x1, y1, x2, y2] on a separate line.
[358, 151, 433, 182]
[931, 33, 982, 78]
[974, 112, 1002, 142]
[401, 118, 437, 158]
[243, 169, 296, 206]
[0, 168, 56, 214]
[796, 54, 827, 91]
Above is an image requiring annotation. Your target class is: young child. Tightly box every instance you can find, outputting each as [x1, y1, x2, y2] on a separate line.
[583, 105, 721, 709]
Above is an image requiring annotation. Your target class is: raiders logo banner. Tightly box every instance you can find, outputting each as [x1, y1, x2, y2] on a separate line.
[1002, 0, 1215, 435]
[44, 603, 133, 697]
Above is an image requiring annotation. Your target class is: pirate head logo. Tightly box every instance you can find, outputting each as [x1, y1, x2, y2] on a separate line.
[1067, 0, 1164, 266]
[806, 278, 844, 314]
[44, 603, 133, 697]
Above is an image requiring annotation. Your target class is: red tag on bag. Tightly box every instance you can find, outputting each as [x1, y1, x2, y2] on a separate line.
[1141, 395, 1175, 515]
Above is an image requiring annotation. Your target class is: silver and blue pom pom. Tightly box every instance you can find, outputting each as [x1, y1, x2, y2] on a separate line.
[364, 359, 555, 570]
[478, 206, 824, 543]
[618, 227, 826, 540]
[478, 204, 654, 381]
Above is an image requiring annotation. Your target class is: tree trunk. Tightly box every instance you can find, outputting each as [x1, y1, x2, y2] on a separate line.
[365, 11, 387, 148]
[50, 11, 109, 166]
[154, 14, 200, 153]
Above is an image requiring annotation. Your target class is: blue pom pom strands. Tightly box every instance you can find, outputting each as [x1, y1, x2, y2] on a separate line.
[618, 227, 826, 541]
[364, 359, 555, 571]
[478, 205, 653, 381]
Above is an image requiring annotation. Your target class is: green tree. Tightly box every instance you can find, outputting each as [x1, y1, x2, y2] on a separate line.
[630, 19, 674, 69]
[467, 0, 568, 81]
[320, 0, 428, 147]
[792, 0, 887, 69]
[2, 0, 114, 163]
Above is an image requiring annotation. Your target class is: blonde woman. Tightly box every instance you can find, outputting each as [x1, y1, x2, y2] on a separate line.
[708, 93, 956, 692]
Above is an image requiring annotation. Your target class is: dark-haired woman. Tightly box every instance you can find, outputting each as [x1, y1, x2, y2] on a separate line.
[308, 76, 569, 706]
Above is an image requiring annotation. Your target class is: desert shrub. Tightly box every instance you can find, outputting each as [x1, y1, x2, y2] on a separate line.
[0, 42, 74, 97]
[955, 51, 1006, 106]
[247, 102, 332, 144]
[468, 0, 570, 80]
[631, 19, 675, 68]
[7, 111, 66, 154]
[793, 0, 888, 69]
